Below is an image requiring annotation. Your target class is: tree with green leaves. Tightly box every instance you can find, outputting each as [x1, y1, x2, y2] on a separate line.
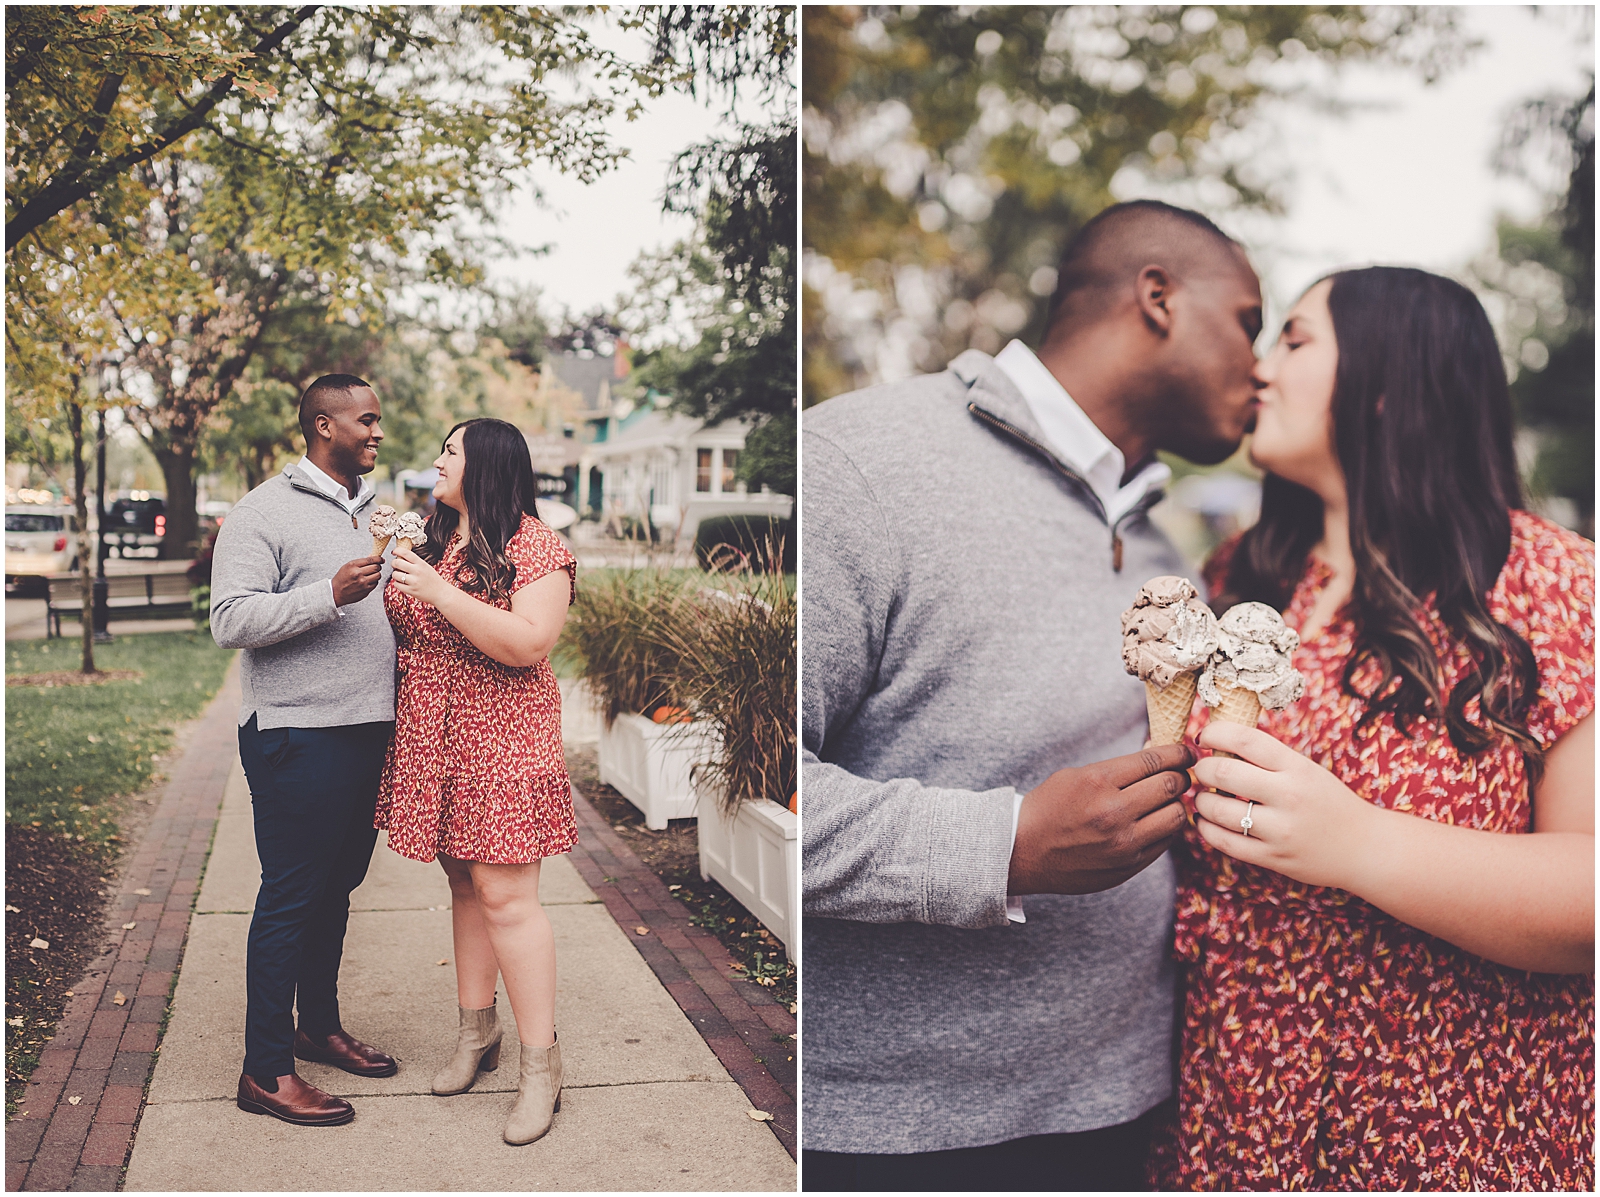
[1471, 81, 1594, 535]
[803, 5, 1471, 403]
[628, 5, 797, 496]
[8, 6, 655, 555]
[5, 203, 120, 673]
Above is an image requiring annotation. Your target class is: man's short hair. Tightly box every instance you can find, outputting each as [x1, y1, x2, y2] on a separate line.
[298, 374, 373, 443]
[1044, 200, 1243, 338]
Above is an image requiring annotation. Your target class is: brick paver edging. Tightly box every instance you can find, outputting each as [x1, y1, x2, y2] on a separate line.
[565, 787, 798, 1160]
[7, 663, 242, 1193]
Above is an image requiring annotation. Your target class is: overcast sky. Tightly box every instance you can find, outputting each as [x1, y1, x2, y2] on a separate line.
[1200, 5, 1594, 322]
[486, 17, 790, 341]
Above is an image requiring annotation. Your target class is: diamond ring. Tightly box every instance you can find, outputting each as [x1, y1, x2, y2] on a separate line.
[1240, 802, 1255, 838]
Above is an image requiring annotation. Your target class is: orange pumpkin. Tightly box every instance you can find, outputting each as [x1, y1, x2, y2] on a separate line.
[788, 791, 798, 814]
[651, 705, 691, 724]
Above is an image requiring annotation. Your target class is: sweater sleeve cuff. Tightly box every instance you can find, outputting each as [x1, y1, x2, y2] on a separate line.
[922, 784, 1021, 929]
[327, 577, 343, 618]
[1006, 791, 1027, 924]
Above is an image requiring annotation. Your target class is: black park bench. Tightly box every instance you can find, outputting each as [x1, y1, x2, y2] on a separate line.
[45, 572, 195, 638]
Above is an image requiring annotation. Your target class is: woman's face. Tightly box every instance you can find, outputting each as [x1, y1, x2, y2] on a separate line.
[432, 428, 467, 512]
[1249, 279, 1342, 496]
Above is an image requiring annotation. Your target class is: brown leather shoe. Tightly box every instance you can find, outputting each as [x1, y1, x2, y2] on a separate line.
[294, 1028, 399, 1078]
[236, 1072, 354, 1126]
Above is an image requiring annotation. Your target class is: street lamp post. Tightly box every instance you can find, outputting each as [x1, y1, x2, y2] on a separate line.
[91, 382, 112, 642]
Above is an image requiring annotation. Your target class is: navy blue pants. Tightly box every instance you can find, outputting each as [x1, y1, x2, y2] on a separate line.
[237, 715, 393, 1077]
[801, 1103, 1161, 1191]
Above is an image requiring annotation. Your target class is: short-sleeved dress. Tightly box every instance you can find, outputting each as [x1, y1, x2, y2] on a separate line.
[375, 514, 579, 864]
[1152, 510, 1595, 1191]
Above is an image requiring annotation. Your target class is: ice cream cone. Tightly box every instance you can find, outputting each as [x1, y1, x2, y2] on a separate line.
[392, 511, 425, 554]
[1144, 671, 1199, 746]
[371, 534, 393, 557]
[1207, 682, 1261, 760]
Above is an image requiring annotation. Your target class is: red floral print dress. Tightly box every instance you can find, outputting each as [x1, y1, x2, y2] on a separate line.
[1152, 510, 1595, 1191]
[376, 514, 579, 864]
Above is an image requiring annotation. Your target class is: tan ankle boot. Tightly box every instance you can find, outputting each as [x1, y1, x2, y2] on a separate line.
[503, 1037, 561, 1145]
[432, 1003, 502, 1096]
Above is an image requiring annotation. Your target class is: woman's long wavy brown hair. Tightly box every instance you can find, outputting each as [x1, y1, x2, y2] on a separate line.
[1215, 266, 1545, 783]
[418, 418, 541, 606]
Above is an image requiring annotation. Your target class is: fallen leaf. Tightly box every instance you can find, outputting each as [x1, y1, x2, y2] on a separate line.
[112, 992, 127, 1006]
[747, 1109, 773, 1121]
[133, 888, 151, 896]
[437, 959, 449, 966]
[667, 884, 681, 891]
[66, 1096, 81, 1106]
[30, 938, 49, 950]
[4, 905, 18, 913]
[64, 991, 73, 998]
[122, 922, 137, 930]
[635, 926, 649, 935]
[789, 1002, 797, 1015]
[7, 1018, 22, 1027]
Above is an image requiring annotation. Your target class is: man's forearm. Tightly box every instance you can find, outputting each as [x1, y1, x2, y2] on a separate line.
[801, 753, 1018, 929]
[211, 580, 339, 649]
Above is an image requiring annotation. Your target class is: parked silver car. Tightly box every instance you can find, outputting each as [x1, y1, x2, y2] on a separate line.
[5, 505, 79, 590]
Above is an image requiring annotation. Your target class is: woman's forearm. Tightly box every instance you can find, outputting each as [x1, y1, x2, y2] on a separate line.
[432, 588, 558, 668]
[1348, 808, 1593, 974]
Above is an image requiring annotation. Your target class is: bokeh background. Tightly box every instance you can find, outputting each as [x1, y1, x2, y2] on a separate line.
[802, 5, 1594, 563]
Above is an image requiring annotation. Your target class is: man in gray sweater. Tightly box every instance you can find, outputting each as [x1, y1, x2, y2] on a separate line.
[802, 201, 1265, 1189]
[210, 374, 397, 1126]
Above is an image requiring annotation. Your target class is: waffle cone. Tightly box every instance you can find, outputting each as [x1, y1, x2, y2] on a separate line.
[396, 537, 417, 553]
[1208, 683, 1261, 760]
[1143, 671, 1198, 746]
[371, 534, 393, 557]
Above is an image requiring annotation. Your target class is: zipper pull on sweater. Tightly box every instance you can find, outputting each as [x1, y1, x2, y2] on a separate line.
[1112, 532, 1123, 572]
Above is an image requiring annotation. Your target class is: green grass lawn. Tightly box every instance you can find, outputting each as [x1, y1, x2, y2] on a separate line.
[5, 632, 235, 846]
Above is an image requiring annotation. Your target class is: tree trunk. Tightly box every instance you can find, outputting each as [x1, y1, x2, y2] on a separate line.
[68, 399, 96, 675]
[153, 442, 199, 560]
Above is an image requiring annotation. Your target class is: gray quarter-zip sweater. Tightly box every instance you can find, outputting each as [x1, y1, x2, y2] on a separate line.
[210, 464, 396, 729]
[802, 350, 1199, 1154]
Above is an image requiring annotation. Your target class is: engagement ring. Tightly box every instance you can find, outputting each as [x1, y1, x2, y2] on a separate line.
[1240, 802, 1255, 838]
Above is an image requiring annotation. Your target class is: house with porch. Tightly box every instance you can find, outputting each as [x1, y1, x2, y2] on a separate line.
[577, 400, 792, 543]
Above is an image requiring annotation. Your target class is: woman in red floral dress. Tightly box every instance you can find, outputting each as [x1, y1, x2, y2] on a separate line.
[1153, 267, 1593, 1190]
[377, 417, 578, 1146]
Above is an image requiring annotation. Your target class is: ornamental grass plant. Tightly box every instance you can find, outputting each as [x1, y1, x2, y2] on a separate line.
[662, 546, 797, 815]
[555, 568, 696, 727]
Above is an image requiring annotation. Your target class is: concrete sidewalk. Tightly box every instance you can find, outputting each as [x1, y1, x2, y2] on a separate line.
[122, 758, 794, 1191]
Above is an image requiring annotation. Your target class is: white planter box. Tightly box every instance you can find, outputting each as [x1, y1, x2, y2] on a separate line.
[596, 712, 718, 830]
[558, 677, 602, 745]
[697, 792, 799, 963]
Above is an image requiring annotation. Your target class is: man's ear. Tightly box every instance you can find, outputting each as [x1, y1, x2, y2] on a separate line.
[1134, 265, 1175, 336]
[313, 412, 335, 443]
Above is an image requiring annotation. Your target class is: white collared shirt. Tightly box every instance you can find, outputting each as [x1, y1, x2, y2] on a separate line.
[992, 340, 1171, 527]
[991, 341, 1172, 923]
[295, 456, 375, 615]
[295, 455, 373, 514]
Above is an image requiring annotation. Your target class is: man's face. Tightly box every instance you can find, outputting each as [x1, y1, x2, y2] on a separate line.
[318, 387, 384, 475]
[1157, 253, 1264, 465]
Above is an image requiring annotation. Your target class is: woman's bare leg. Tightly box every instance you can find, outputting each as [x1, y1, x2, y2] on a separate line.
[466, 860, 556, 1047]
[439, 854, 499, 1009]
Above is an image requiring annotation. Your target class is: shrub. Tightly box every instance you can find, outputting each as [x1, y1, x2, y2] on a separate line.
[693, 515, 794, 574]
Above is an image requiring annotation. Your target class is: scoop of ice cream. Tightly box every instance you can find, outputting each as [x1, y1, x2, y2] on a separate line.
[367, 504, 398, 539]
[1121, 575, 1222, 688]
[394, 511, 426, 544]
[1199, 601, 1305, 709]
